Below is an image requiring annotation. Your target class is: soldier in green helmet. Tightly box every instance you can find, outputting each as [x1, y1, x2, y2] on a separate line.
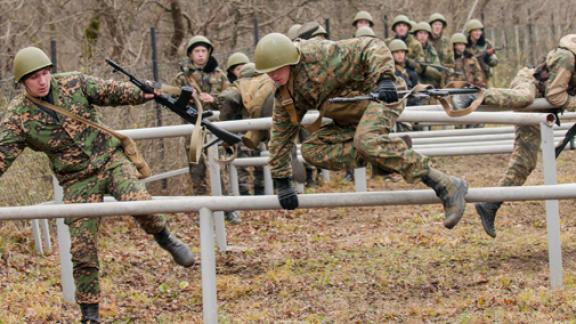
[448, 33, 487, 88]
[355, 26, 376, 38]
[465, 34, 576, 237]
[4, 47, 195, 323]
[226, 52, 250, 83]
[386, 15, 426, 78]
[254, 33, 468, 228]
[173, 35, 239, 223]
[429, 13, 454, 66]
[389, 39, 420, 132]
[412, 21, 443, 87]
[352, 10, 374, 30]
[464, 19, 498, 81]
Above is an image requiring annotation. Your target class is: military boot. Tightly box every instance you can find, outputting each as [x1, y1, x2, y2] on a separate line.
[80, 303, 99, 324]
[154, 228, 195, 267]
[421, 168, 468, 229]
[225, 211, 242, 225]
[475, 202, 502, 238]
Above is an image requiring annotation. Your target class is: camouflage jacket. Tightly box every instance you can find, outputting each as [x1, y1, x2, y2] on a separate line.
[420, 42, 443, 86]
[449, 52, 487, 88]
[0, 72, 146, 185]
[218, 73, 276, 121]
[386, 34, 425, 62]
[394, 63, 418, 89]
[430, 34, 454, 66]
[542, 48, 576, 110]
[269, 37, 396, 178]
[467, 39, 498, 78]
[173, 60, 230, 110]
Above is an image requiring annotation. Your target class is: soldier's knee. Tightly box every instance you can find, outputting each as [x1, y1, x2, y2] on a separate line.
[353, 132, 372, 159]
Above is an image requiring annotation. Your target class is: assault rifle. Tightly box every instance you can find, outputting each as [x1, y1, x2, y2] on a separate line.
[416, 62, 463, 75]
[106, 59, 242, 148]
[328, 87, 480, 103]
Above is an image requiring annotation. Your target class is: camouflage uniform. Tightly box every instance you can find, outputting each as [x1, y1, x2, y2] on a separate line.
[431, 34, 454, 66]
[467, 38, 498, 81]
[387, 34, 425, 63]
[0, 72, 167, 304]
[449, 51, 487, 88]
[173, 60, 230, 195]
[269, 37, 430, 183]
[219, 73, 276, 195]
[420, 42, 443, 87]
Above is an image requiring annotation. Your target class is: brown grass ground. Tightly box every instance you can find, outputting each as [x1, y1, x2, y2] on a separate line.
[1, 151, 576, 323]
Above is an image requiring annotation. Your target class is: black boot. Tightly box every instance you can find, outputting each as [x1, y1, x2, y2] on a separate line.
[80, 303, 99, 323]
[154, 228, 195, 267]
[475, 202, 502, 238]
[421, 168, 468, 229]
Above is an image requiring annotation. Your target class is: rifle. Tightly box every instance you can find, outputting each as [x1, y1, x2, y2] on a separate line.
[416, 62, 463, 76]
[106, 59, 242, 149]
[328, 87, 480, 103]
[474, 46, 505, 59]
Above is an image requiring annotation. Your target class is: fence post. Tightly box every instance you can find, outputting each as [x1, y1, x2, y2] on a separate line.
[527, 9, 535, 65]
[324, 18, 331, 39]
[383, 15, 389, 39]
[540, 123, 563, 289]
[150, 27, 167, 190]
[253, 16, 260, 47]
[199, 207, 218, 323]
[354, 168, 367, 192]
[54, 177, 75, 302]
[207, 138, 228, 252]
[31, 220, 44, 255]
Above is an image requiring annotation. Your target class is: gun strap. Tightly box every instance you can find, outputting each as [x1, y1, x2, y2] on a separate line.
[188, 94, 205, 165]
[278, 77, 300, 126]
[435, 81, 486, 117]
[24, 94, 151, 179]
[555, 122, 576, 158]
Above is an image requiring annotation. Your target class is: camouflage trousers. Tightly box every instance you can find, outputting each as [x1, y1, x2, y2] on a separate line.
[301, 100, 430, 184]
[484, 67, 541, 187]
[237, 145, 265, 195]
[63, 150, 166, 304]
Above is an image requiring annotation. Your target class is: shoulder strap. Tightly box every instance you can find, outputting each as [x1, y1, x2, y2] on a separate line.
[24, 94, 129, 141]
[277, 76, 300, 126]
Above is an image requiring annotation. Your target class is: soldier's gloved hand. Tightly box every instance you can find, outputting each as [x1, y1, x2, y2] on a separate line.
[374, 78, 399, 103]
[273, 177, 299, 210]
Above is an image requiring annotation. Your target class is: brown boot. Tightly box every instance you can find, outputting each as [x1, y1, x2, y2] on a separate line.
[421, 168, 468, 229]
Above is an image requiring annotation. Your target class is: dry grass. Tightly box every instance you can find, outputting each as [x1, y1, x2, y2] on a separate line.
[1, 151, 576, 322]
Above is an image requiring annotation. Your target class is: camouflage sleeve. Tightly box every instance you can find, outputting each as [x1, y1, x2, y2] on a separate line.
[484, 42, 499, 67]
[268, 98, 303, 179]
[0, 112, 27, 176]
[409, 40, 426, 63]
[545, 49, 576, 110]
[217, 87, 243, 121]
[81, 74, 146, 107]
[442, 39, 455, 66]
[360, 38, 396, 82]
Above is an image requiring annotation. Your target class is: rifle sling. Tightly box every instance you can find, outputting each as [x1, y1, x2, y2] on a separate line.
[555, 122, 576, 158]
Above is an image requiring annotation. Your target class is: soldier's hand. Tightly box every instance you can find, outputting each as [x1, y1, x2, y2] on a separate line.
[485, 47, 495, 56]
[273, 177, 299, 210]
[200, 92, 215, 103]
[374, 78, 399, 103]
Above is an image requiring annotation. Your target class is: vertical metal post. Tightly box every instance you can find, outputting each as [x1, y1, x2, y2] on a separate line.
[31, 219, 44, 255]
[207, 139, 228, 251]
[354, 167, 367, 192]
[40, 219, 52, 254]
[383, 15, 389, 39]
[295, 182, 304, 194]
[50, 39, 57, 73]
[54, 177, 75, 302]
[527, 9, 535, 65]
[150, 27, 167, 190]
[253, 16, 260, 47]
[540, 123, 563, 288]
[264, 166, 273, 195]
[324, 18, 331, 39]
[229, 165, 240, 196]
[199, 207, 218, 324]
[321, 169, 330, 182]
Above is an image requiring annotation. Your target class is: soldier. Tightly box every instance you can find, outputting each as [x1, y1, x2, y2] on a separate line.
[355, 26, 376, 38]
[2, 47, 195, 323]
[387, 15, 424, 63]
[390, 40, 418, 94]
[287, 24, 302, 41]
[465, 19, 498, 82]
[296, 21, 329, 41]
[412, 21, 443, 87]
[226, 52, 250, 83]
[470, 34, 576, 237]
[173, 36, 240, 223]
[218, 63, 275, 196]
[352, 10, 374, 30]
[428, 13, 454, 66]
[448, 33, 487, 88]
[254, 33, 468, 228]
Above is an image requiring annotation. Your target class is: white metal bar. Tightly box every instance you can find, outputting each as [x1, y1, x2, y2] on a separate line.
[40, 219, 52, 254]
[264, 165, 273, 195]
[31, 219, 44, 255]
[207, 139, 227, 252]
[321, 169, 330, 182]
[199, 207, 218, 324]
[354, 168, 367, 192]
[229, 165, 240, 196]
[53, 177, 75, 303]
[540, 123, 563, 288]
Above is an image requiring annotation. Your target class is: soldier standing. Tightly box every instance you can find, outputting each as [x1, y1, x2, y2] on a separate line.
[470, 34, 576, 237]
[254, 33, 468, 228]
[428, 13, 454, 66]
[386, 15, 424, 63]
[448, 33, 487, 88]
[225, 52, 250, 83]
[412, 22, 443, 87]
[2, 47, 195, 323]
[352, 11, 375, 30]
[464, 19, 498, 82]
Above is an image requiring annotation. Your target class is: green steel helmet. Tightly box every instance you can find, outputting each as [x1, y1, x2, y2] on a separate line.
[451, 32, 468, 45]
[255, 33, 301, 73]
[391, 15, 412, 31]
[226, 52, 250, 71]
[465, 19, 484, 34]
[428, 13, 447, 27]
[353, 11, 374, 27]
[186, 35, 213, 56]
[287, 24, 302, 40]
[389, 39, 408, 52]
[13, 47, 53, 82]
[412, 21, 432, 34]
[312, 25, 328, 37]
[355, 26, 376, 38]
[558, 34, 576, 55]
